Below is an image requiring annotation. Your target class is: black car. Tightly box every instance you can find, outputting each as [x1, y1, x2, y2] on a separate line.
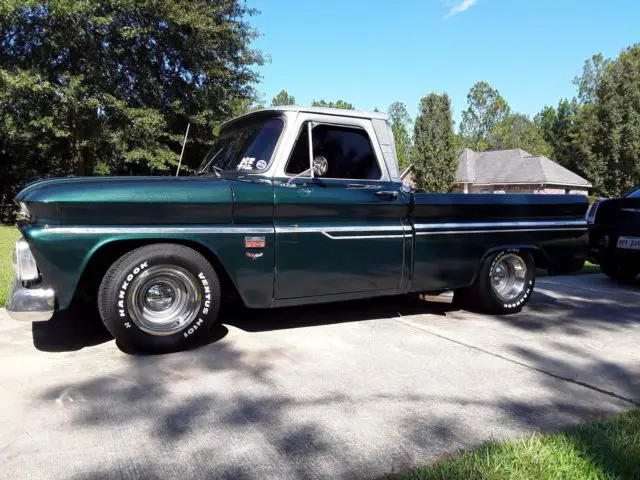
[587, 187, 640, 282]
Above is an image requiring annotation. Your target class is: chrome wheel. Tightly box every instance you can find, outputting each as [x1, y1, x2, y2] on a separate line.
[127, 265, 201, 336]
[490, 254, 527, 302]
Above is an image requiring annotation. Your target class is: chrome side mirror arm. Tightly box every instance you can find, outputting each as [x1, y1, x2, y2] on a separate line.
[400, 164, 414, 181]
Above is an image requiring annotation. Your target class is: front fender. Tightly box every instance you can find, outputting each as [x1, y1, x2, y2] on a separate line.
[24, 225, 275, 311]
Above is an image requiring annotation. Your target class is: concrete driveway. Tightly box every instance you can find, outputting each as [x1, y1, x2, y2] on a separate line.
[1, 274, 639, 479]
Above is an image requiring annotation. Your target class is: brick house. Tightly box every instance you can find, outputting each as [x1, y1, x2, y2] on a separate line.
[454, 148, 591, 195]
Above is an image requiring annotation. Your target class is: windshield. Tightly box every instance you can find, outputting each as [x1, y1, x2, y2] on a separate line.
[197, 116, 284, 174]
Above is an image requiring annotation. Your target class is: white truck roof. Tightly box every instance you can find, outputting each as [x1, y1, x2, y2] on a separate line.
[222, 106, 388, 128]
[265, 105, 388, 121]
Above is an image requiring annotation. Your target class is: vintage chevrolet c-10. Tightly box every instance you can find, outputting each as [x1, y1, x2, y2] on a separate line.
[6, 106, 589, 352]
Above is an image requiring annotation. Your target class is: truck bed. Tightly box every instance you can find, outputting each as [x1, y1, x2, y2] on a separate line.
[409, 193, 588, 291]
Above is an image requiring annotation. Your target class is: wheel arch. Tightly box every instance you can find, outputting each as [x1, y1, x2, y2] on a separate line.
[469, 244, 549, 286]
[71, 238, 243, 310]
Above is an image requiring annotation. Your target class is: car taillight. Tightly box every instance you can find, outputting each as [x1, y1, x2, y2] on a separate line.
[586, 201, 600, 224]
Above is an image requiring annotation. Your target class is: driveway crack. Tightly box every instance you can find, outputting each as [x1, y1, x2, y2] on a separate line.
[393, 317, 638, 406]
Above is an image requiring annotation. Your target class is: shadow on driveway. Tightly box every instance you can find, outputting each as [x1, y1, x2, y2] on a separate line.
[21, 276, 640, 479]
[32, 295, 454, 353]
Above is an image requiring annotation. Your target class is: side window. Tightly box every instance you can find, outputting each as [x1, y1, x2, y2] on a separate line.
[285, 123, 311, 175]
[284, 122, 382, 180]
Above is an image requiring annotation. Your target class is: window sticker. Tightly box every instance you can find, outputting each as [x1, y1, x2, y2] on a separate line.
[255, 159, 267, 170]
[237, 157, 255, 170]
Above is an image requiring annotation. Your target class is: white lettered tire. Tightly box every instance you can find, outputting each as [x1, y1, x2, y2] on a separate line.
[456, 249, 535, 314]
[98, 244, 221, 353]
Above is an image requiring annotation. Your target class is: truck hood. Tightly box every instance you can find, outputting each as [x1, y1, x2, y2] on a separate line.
[17, 176, 234, 226]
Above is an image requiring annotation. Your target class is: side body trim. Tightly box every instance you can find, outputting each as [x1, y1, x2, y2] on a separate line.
[276, 225, 404, 233]
[416, 227, 587, 236]
[44, 221, 586, 237]
[43, 226, 274, 235]
[44, 221, 587, 240]
[277, 224, 405, 240]
[414, 220, 587, 231]
[321, 232, 404, 240]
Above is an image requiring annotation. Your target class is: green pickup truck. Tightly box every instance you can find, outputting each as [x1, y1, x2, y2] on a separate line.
[7, 106, 588, 353]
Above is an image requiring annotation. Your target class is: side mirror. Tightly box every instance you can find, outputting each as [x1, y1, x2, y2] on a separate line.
[313, 155, 328, 177]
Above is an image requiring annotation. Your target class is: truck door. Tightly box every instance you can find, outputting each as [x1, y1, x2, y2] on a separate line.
[272, 119, 410, 302]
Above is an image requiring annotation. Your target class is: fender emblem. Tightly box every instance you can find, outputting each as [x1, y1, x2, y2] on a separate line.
[245, 236, 266, 248]
[246, 252, 263, 260]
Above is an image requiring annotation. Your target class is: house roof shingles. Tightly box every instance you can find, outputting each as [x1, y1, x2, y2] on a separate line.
[456, 148, 591, 187]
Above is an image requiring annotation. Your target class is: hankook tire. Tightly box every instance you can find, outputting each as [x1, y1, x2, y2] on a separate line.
[98, 244, 221, 353]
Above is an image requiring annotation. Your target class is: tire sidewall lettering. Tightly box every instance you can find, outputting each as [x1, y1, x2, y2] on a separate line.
[118, 261, 149, 322]
[183, 272, 211, 338]
[488, 249, 534, 311]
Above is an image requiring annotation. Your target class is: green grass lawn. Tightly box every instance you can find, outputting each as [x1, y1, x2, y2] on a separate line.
[579, 261, 600, 274]
[0, 226, 20, 305]
[397, 408, 640, 480]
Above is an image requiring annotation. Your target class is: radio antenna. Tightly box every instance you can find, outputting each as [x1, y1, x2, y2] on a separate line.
[175, 122, 191, 176]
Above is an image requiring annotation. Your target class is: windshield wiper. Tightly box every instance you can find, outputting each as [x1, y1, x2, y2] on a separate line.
[196, 148, 224, 177]
[195, 169, 220, 178]
[197, 165, 223, 178]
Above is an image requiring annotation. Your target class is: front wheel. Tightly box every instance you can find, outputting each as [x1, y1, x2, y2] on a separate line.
[98, 244, 221, 353]
[456, 249, 535, 314]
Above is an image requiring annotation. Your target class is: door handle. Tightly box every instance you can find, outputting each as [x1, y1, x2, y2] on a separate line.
[376, 190, 398, 200]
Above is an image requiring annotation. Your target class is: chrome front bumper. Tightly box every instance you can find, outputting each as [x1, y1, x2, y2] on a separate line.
[5, 280, 55, 322]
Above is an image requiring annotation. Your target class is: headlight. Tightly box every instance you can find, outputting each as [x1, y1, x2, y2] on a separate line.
[16, 202, 31, 222]
[13, 239, 39, 282]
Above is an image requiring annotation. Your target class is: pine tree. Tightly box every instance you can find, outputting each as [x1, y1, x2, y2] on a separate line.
[412, 93, 457, 192]
[387, 102, 413, 170]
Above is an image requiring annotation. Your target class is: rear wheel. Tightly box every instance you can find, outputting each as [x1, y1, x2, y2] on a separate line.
[98, 244, 221, 353]
[600, 259, 639, 284]
[455, 249, 535, 314]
